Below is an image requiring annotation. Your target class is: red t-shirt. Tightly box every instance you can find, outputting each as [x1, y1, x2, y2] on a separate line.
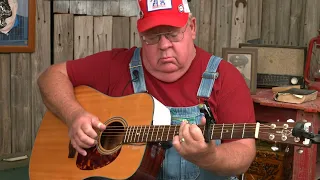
[66, 46, 255, 127]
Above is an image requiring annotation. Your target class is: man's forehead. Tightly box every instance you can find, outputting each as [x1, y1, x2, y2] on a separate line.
[143, 25, 180, 34]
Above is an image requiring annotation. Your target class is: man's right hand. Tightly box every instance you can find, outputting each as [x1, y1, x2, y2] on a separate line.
[67, 109, 106, 156]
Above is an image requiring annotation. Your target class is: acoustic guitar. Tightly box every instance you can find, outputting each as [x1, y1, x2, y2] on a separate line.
[29, 86, 316, 180]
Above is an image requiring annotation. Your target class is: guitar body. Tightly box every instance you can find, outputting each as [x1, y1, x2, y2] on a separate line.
[29, 86, 167, 180]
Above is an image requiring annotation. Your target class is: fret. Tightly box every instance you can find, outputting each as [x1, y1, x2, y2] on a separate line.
[166, 126, 171, 141]
[242, 123, 246, 138]
[127, 126, 132, 143]
[124, 126, 129, 143]
[220, 124, 224, 139]
[131, 126, 136, 143]
[151, 125, 155, 141]
[158, 126, 162, 141]
[137, 126, 142, 143]
[141, 125, 146, 143]
[146, 126, 150, 142]
[161, 125, 165, 141]
[174, 125, 178, 138]
[210, 124, 214, 139]
[156, 126, 159, 141]
[231, 123, 234, 139]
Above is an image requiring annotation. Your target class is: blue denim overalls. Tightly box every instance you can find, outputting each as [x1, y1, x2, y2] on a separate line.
[129, 48, 238, 180]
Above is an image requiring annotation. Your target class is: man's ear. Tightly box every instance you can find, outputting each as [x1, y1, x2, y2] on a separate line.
[189, 17, 197, 40]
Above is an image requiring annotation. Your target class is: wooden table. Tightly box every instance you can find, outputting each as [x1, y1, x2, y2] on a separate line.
[252, 89, 320, 180]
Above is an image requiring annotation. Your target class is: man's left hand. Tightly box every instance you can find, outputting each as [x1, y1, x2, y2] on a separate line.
[172, 118, 218, 165]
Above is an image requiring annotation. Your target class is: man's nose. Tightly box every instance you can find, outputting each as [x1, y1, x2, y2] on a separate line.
[158, 35, 172, 50]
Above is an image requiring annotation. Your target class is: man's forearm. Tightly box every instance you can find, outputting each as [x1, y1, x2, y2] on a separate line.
[196, 139, 256, 176]
[38, 65, 84, 126]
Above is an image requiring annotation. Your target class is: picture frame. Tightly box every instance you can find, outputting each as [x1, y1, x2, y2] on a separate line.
[0, 0, 36, 52]
[222, 48, 258, 94]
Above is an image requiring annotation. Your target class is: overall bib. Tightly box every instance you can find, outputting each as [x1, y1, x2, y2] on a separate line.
[129, 48, 238, 180]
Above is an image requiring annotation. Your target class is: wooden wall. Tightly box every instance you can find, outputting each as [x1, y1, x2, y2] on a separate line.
[0, 0, 50, 169]
[0, 0, 319, 169]
[0, 0, 50, 160]
[52, 0, 320, 65]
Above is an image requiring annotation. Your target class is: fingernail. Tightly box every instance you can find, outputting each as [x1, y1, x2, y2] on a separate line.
[98, 123, 102, 129]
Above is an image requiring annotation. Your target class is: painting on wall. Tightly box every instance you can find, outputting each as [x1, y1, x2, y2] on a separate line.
[0, 0, 35, 52]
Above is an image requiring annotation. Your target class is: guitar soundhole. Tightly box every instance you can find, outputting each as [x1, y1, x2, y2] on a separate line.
[76, 119, 126, 170]
[100, 121, 124, 151]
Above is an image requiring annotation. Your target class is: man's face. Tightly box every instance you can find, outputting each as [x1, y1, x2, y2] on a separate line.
[235, 65, 245, 73]
[0, 0, 12, 29]
[139, 17, 197, 82]
[0, 0, 17, 33]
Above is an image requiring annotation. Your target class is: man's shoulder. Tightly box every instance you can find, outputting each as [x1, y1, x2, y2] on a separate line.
[85, 47, 136, 61]
[195, 46, 234, 73]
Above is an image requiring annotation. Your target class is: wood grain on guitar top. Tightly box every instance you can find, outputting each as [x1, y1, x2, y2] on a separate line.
[29, 86, 166, 180]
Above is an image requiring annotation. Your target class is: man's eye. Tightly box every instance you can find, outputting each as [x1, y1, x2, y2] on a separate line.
[168, 33, 179, 37]
[148, 36, 158, 40]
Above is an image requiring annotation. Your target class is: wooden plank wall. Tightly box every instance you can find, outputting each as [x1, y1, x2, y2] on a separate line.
[0, 0, 319, 170]
[52, 0, 320, 58]
[0, 0, 50, 169]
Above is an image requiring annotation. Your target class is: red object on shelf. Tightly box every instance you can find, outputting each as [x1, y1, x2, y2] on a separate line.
[304, 29, 320, 93]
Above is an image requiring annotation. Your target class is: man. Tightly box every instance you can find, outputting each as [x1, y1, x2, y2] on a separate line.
[37, 0, 256, 179]
[229, 54, 251, 88]
[0, 0, 28, 46]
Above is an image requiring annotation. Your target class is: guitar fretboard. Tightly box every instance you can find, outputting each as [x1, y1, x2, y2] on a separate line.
[117, 123, 258, 143]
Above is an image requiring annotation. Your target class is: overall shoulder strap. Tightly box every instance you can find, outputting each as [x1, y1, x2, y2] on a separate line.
[129, 48, 147, 93]
[197, 55, 223, 98]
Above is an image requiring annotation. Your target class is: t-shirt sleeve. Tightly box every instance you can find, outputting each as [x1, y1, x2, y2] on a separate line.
[66, 51, 113, 92]
[216, 61, 256, 142]
[66, 48, 129, 93]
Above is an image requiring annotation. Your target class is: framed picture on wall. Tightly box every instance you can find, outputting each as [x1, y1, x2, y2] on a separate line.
[222, 48, 258, 94]
[0, 0, 36, 52]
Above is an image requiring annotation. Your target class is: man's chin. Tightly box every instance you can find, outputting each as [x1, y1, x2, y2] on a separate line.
[157, 63, 181, 73]
[158, 68, 180, 74]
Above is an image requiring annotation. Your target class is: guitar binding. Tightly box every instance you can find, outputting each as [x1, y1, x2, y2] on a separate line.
[97, 116, 128, 155]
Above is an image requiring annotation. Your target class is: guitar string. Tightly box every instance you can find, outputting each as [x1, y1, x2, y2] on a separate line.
[101, 131, 257, 136]
[98, 125, 286, 130]
[100, 131, 294, 137]
[99, 126, 295, 134]
[98, 123, 292, 127]
[97, 124, 293, 129]
[100, 130, 277, 135]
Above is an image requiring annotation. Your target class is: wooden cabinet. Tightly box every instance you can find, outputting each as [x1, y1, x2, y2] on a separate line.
[251, 89, 320, 180]
[244, 141, 293, 180]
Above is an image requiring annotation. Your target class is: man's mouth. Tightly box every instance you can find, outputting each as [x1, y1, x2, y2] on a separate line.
[158, 57, 177, 65]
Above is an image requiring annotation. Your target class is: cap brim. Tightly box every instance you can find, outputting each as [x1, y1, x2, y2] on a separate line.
[137, 13, 189, 33]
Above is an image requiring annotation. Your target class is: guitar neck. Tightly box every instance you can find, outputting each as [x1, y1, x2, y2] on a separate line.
[113, 123, 259, 144]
